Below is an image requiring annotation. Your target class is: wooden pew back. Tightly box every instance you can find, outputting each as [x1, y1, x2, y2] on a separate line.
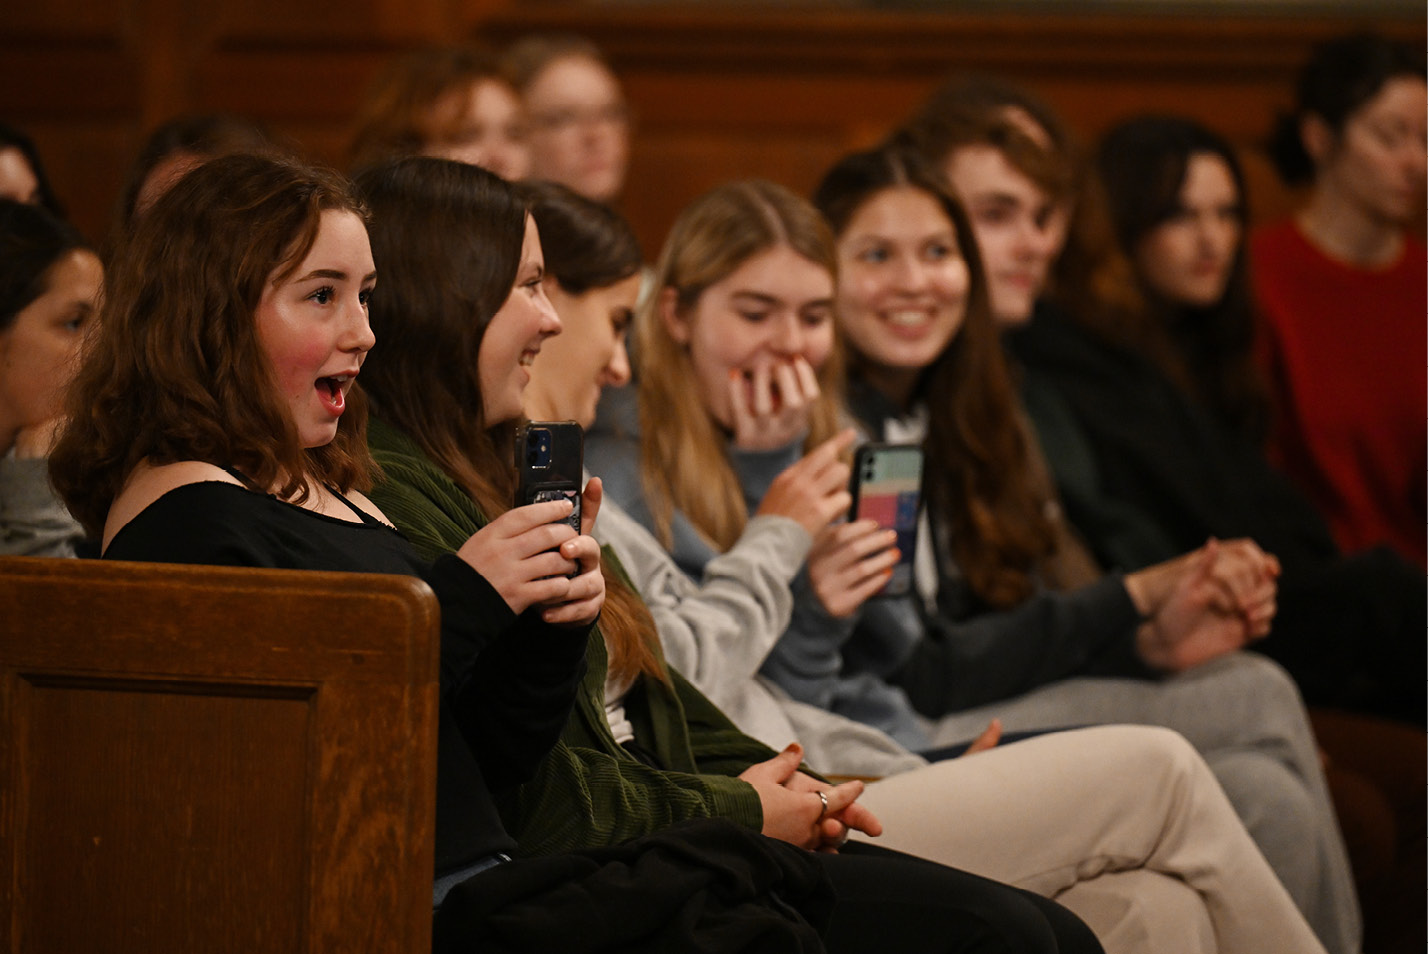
[0, 556, 439, 954]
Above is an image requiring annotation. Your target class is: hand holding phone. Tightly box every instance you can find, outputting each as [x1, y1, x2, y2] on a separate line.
[515, 421, 584, 538]
[847, 443, 923, 598]
[452, 498, 587, 616]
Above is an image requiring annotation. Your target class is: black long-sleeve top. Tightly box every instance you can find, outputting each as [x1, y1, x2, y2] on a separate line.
[103, 479, 589, 876]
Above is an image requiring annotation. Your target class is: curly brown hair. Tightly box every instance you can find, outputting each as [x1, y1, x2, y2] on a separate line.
[50, 153, 372, 537]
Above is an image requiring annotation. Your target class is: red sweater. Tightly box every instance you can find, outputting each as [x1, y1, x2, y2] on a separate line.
[1251, 220, 1426, 567]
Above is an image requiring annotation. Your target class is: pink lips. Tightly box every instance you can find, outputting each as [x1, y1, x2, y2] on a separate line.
[316, 370, 359, 417]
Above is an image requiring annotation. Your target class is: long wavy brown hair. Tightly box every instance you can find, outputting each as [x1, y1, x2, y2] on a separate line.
[635, 180, 845, 553]
[356, 156, 665, 687]
[50, 153, 373, 538]
[815, 145, 1057, 609]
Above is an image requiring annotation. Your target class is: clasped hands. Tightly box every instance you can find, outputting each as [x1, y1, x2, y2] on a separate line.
[738, 742, 882, 853]
[1127, 536, 1281, 672]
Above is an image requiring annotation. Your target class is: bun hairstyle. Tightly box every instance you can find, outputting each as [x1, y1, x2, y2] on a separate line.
[1268, 31, 1427, 185]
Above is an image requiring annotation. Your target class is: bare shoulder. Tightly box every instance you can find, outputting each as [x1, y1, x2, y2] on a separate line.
[102, 460, 244, 551]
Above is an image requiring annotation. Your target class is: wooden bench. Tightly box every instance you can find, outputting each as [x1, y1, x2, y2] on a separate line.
[0, 556, 440, 954]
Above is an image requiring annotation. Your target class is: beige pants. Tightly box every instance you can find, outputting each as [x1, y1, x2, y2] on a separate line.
[852, 724, 1325, 954]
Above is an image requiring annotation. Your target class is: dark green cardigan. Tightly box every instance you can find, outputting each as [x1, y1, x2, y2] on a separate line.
[367, 417, 770, 856]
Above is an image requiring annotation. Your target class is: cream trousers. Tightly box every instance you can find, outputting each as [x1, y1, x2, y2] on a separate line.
[852, 724, 1326, 954]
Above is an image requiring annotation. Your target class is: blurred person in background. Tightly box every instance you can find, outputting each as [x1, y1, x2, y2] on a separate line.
[506, 34, 630, 204]
[0, 122, 65, 216]
[348, 44, 529, 181]
[0, 200, 100, 557]
[1255, 32, 1427, 569]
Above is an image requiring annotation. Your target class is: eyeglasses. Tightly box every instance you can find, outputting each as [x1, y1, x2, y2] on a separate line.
[528, 103, 632, 135]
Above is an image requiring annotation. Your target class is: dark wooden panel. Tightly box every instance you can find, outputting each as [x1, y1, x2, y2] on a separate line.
[482, 4, 1423, 248]
[0, 40, 140, 119]
[1, 0, 128, 35]
[0, 556, 440, 954]
[194, 47, 402, 122]
[21, 682, 312, 952]
[622, 130, 854, 256]
[4, 0, 1422, 251]
[479, 5, 1423, 78]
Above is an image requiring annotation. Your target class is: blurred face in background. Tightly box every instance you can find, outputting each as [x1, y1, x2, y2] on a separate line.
[1133, 152, 1242, 309]
[523, 55, 629, 203]
[0, 249, 102, 442]
[0, 148, 40, 205]
[943, 144, 1065, 326]
[1313, 75, 1428, 228]
[134, 150, 207, 220]
[421, 78, 531, 181]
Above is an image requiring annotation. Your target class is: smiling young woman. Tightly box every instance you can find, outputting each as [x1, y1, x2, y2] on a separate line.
[589, 179, 848, 561]
[521, 169, 1338, 954]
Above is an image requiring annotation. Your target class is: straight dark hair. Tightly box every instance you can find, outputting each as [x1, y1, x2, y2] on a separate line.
[356, 156, 527, 517]
[0, 122, 64, 217]
[517, 179, 642, 294]
[358, 156, 669, 687]
[1096, 115, 1268, 444]
[0, 199, 89, 332]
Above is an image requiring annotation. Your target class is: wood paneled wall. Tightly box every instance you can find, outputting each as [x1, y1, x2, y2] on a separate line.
[1, 1, 1421, 251]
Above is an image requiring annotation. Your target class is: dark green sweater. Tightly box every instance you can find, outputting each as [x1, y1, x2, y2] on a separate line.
[367, 417, 770, 856]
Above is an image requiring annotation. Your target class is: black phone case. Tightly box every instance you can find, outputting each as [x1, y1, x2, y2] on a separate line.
[515, 421, 584, 535]
[848, 442, 924, 598]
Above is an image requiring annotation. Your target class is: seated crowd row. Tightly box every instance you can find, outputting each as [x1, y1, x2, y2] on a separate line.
[0, 28, 1423, 954]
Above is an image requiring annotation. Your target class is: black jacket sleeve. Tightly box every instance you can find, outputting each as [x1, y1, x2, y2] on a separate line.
[858, 575, 1148, 718]
[422, 554, 589, 791]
